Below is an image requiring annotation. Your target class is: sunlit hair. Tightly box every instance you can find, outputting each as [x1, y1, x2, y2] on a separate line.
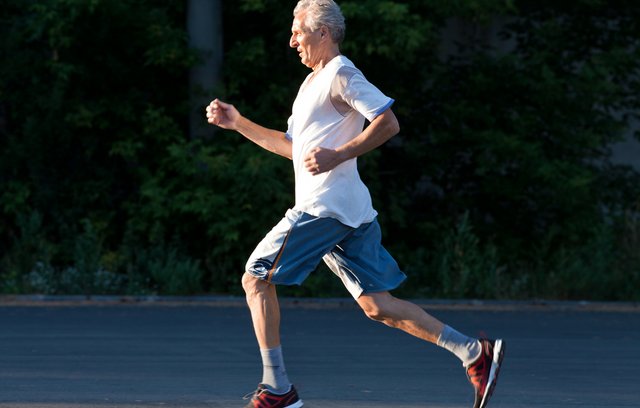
[294, 0, 346, 44]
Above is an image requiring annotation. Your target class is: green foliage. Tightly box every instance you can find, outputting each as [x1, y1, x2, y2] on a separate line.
[126, 243, 203, 296]
[1, 211, 53, 292]
[433, 212, 501, 299]
[0, 0, 203, 295]
[1, 0, 639, 300]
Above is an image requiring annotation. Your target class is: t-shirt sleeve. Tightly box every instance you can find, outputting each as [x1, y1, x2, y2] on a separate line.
[333, 66, 394, 122]
[285, 114, 293, 141]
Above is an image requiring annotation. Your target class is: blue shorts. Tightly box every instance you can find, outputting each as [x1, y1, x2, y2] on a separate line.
[245, 209, 407, 298]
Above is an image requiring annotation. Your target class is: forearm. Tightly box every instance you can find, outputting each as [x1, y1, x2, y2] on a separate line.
[303, 108, 400, 175]
[235, 116, 292, 159]
[335, 109, 400, 162]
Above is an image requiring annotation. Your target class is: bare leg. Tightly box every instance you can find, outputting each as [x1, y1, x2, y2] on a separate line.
[357, 291, 505, 406]
[241, 273, 295, 396]
[242, 272, 281, 349]
[357, 291, 483, 368]
[356, 291, 445, 343]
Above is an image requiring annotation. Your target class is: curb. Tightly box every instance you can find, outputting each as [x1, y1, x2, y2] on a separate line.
[0, 294, 639, 312]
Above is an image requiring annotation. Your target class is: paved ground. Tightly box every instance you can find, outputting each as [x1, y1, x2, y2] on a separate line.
[0, 298, 639, 407]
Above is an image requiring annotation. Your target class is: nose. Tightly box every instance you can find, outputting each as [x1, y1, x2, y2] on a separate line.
[289, 34, 297, 48]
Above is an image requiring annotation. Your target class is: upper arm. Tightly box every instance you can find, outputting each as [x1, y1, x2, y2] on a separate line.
[330, 66, 395, 122]
[369, 107, 400, 139]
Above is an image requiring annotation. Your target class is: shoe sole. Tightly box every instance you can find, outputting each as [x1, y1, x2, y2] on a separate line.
[285, 401, 303, 408]
[478, 339, 505, 408]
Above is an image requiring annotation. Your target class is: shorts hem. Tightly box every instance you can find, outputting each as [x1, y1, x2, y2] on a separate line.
[357, 276, 407, 297]
[246, 270, 305, 287]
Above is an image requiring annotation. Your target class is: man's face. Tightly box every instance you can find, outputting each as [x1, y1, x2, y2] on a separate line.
[289, 12, 323, 69]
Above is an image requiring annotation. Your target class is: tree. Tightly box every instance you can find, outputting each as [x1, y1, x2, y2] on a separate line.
[187, 0, 223, 139]
[1, 0, 638, 299]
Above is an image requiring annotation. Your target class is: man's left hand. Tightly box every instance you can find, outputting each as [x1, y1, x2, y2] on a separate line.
[303, 147, 344, 175]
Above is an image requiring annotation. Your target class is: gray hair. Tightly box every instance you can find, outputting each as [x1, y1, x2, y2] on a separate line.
[293, 0, 346, 44]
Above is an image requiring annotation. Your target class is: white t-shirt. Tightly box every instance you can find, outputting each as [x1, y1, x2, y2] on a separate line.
[286, 55, 394, 228]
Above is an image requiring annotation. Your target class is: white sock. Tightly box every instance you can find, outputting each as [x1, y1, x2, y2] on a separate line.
[260, 346, 291, 394]
[437, 325, 482, 367]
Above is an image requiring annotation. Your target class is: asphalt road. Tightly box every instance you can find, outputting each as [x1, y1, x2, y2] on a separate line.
[1, 299, 639, 407]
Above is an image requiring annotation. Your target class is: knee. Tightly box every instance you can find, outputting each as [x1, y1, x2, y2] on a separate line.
[358, 293, 400, 324]
[361, 301, 390, 322]
[241, 272, 269, 300]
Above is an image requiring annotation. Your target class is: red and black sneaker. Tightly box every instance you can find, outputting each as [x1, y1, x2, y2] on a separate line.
[243, 384, 303, 408]
[466, 339, 505, 408]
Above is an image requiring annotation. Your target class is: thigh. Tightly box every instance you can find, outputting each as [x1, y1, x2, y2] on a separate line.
[246, 209, 352, 286]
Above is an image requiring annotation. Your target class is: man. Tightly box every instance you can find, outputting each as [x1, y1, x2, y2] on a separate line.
[206, 1, 505, 407]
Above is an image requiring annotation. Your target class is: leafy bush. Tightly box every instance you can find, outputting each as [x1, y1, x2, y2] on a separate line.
[1, 0, 639, 299]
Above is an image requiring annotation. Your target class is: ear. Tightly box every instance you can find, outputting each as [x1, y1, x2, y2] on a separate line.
[320, 25, 329, 39]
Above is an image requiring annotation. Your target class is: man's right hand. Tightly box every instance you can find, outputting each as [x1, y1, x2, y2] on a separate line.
[205, 99, 292, 159]
[206, 99, 240, 130]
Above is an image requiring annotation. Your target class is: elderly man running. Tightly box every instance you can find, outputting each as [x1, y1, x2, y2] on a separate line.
[206, 1, 505, 407]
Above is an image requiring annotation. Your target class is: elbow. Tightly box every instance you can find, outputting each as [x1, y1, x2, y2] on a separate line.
[390, 117, 400, 136]
[373, 108, 400, 142]
[387, 111, 400, 137]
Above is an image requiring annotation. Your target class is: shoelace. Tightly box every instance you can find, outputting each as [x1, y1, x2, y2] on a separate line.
[243, 387, 266, 401]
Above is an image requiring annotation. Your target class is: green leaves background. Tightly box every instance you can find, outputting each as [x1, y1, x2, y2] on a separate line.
[1, 0, 638, 299]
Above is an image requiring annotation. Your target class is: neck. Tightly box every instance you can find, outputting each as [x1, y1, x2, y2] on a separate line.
[311, 47, 340, 73]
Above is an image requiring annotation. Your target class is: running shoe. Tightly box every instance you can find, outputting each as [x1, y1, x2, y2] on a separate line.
[243, 383, 303, 408]
[466, 338, 505, 408]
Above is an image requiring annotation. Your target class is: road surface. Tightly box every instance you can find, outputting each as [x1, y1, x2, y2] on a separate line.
[0, 298, 638, 407]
